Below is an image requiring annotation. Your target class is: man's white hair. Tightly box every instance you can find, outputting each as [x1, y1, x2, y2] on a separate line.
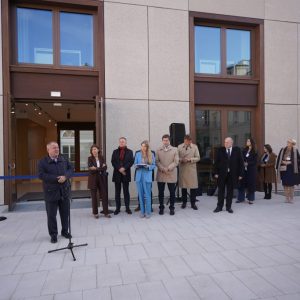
[47, 141, 58, 150]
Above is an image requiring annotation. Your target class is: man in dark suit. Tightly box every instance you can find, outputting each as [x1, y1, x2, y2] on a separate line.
[38, 141, 73, 243]
[111, 137, 134, 215]
[213, 137, 244, 213]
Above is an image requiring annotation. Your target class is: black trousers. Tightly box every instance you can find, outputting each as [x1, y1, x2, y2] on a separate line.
[264, 183, 272, 197]
[158, 182, 176, 210]
[182, 188, 197, 205]
[45, 198, 69, 238]
[217, 172, 233, 210]
[115, 178, 130, 210]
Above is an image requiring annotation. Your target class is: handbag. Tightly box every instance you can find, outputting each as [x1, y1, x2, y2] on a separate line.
[279, 165, 287, 172]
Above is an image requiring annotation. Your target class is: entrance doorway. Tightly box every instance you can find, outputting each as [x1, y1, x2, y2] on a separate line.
[11, 100, 99, 203]
[195, 106, 255, 191]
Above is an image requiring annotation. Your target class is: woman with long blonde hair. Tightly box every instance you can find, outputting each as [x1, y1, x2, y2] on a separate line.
[134, 140, 156, 218]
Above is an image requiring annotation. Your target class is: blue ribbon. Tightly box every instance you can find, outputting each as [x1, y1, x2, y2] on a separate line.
[0, 173, 89, 180]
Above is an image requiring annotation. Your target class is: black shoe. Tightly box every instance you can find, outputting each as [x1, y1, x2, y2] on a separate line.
[181, 202, 186, 209]
[126, 209, 132, 215]
[236, 200, 244, 203]
[159, 208, 164, 215]
[114, 209, 120, 215]
[227, 208, 234, 213]
[51, 236, 57, 243]
[191, 204, 198, 210]
[134, 206, 140, 212]
[61, 232, 72, 239]
[170, 209, 175, 216]
[213, 208, 222, 213]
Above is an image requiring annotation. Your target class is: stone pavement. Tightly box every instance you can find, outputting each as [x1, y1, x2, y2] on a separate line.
[0, 193, 300, 300]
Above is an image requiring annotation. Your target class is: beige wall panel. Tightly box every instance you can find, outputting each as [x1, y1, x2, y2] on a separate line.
[0, 1, 2, 96]
[105, 99, 149, 200]
[148, 7, 189, 101]
[0, 95, 3, 205]
[189, 0, 264, 19]
[265, 104, 298, 155]
[299, 24, 300, 105]
[265, 0, 300, 23]
[105, 2, 148, 100]
[149, 100, 190, 151]
[104, 0, 188, 10]
[265, 21, 298, 104]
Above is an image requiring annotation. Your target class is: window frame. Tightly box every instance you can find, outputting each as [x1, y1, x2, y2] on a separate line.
[194, 21, 256, 79]
[13, 3, 97, 70]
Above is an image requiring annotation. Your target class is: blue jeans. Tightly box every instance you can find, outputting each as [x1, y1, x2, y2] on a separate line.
[238, 186, 255, 201]
[136, 179, 152, 215]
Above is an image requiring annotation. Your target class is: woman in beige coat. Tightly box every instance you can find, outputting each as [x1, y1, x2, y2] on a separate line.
[178, 135, 200, 210]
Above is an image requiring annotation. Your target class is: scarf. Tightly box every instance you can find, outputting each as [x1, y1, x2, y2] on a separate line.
[119, 146, 126, 161]
[277, 146, 299, 181]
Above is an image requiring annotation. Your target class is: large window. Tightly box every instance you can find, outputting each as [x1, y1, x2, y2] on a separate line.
[16, 7, 94, 67]
[195, 26, 221, 74]
[195, 25, 252, 77]
[60, 12, 94, 67]
[226, 29, 251, 76]
[17, 8, 53, 64]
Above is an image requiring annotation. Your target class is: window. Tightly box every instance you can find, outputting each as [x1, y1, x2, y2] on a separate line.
[16, 7, 94, 68]
[226, 29, 251, 76]
[17, 8, 53, 64]
[195, 26, 221, 74]
[194, 24, 252, 77]
[60, 12, 94, 67]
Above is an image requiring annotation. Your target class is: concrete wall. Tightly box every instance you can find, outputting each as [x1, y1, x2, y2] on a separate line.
[0, 0, 4, 205]
[263, 1, 300, 155]
[104, 1, 190, 199]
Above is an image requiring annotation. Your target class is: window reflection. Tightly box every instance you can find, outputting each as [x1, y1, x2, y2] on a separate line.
[226, 29, 251, 76]
[227, 111, 251, 147]
[195, 26, 221, 74]
[79, 130, 94, 171]
[60, 130, 75, 166]
[60, 12, 94, 67]
[17, 8, 53, 64]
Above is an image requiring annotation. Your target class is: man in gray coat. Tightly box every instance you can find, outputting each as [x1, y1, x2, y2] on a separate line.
[156, 134, 179, 215]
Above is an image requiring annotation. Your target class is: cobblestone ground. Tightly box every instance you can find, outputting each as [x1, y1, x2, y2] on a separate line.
[0, 193, 300, 300]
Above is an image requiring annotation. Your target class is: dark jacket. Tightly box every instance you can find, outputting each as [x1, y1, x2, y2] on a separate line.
[87, 155, 107, 190]
[38, 155, 74, 202]
[240, 148, 258, 193]
[213, 146, 244, 188]
[111, 148, 134, 182]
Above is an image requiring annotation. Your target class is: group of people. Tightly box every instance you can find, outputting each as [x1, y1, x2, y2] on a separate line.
[38, 136, 300, 243]
[88, 134, 200, 219]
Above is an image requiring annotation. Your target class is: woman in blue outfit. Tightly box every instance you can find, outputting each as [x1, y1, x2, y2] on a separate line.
[237, 138, 258, 204]
[134, 141, 156, 218]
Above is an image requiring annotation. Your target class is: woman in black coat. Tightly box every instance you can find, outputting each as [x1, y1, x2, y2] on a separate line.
[88, 144, 111, 218]
[237, 138, 258, 204]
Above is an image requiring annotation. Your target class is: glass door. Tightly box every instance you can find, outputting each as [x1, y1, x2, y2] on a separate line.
[58, 123, 95, 172]
[195, 106, 254, 191]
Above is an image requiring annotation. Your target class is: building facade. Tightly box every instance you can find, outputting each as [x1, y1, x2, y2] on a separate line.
[1, 0, 300, 209]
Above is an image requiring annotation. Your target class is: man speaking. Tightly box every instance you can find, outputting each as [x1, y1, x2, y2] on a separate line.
[38, 141, 73, 243]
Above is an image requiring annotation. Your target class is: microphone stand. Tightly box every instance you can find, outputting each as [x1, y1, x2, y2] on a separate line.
[48, 180, 87, 261]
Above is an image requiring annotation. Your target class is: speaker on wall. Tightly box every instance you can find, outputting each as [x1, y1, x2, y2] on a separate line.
[169, 123, 186, 147]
